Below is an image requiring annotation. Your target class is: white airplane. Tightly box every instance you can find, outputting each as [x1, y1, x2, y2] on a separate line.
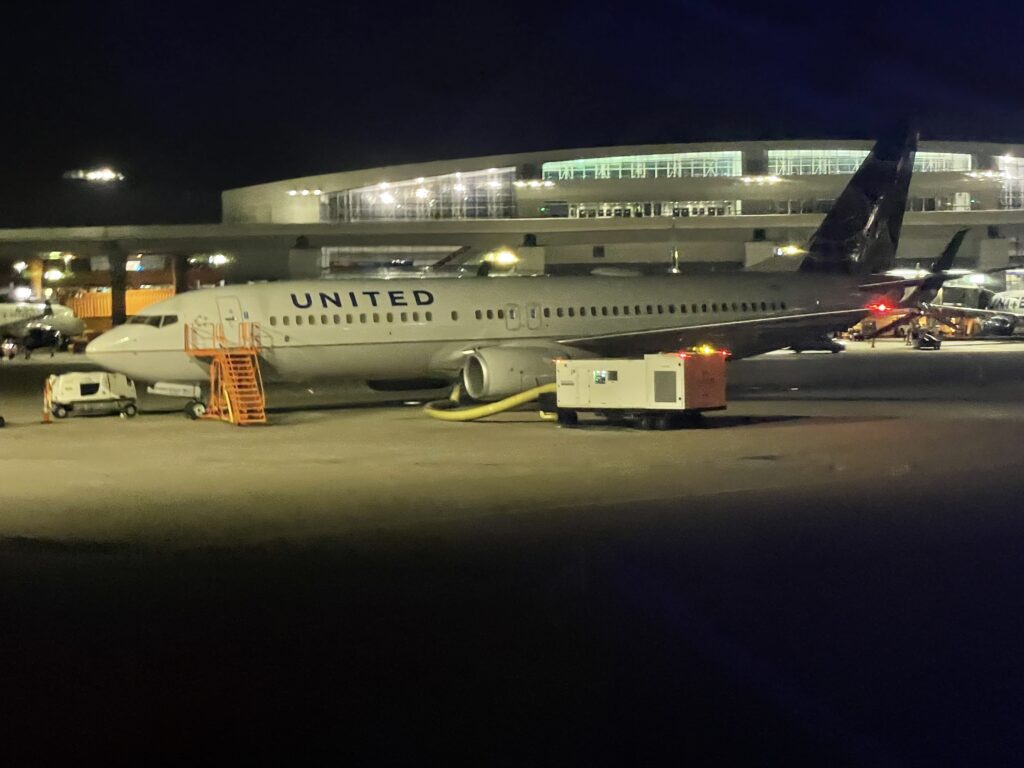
[928, 289, 1024, 336]
[0, 300, 85, 359]
[87, 132, 919, 400]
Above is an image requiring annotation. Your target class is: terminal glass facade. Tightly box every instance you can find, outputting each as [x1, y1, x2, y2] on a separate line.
[542, 152, 742, 181]
[321, 167, 516, 222]
[997, 156, 1024, 209]
[319, 246, 458, 275]
[768, 149, 972, 176]
[915, 151, 974, 172]
[567, 200, 741, 218]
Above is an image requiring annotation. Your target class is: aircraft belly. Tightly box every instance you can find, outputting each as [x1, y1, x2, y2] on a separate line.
[93, 351, 208, 383]
[262, 341, 441, 382]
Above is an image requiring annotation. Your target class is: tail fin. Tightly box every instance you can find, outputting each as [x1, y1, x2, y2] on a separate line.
[917, 228, 969, 302]
[929, 228, 968, 274]
[799, 129, 917, 275]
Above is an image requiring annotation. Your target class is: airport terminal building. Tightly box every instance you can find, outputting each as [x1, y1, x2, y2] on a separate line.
[4, 138, 1024, 323]
[221, 139, 1024, 275]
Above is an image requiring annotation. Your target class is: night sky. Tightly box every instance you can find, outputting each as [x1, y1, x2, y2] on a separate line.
[4, 0, 1024, 197]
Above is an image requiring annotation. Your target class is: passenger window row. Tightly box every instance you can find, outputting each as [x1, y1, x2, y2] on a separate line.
[532, 300, 786, 319]
[266, 300, 787, 329]
[269, 311, 434, 327]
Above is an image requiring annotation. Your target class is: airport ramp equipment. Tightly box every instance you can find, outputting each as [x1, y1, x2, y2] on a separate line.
[184, 322, 267, 426]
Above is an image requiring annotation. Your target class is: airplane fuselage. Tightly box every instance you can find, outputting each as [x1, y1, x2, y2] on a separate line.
[0, 302, 85, 341]
[86, 273, 881, 384]
[988, 290, 1024, 314]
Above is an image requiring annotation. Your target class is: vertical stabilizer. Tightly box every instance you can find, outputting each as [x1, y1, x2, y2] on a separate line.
[799, 130, 917, 275]
[929, 228, 969, 274]
[914, 227, 969, 303]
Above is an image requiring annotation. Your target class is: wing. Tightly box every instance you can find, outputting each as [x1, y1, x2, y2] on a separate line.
[557, 308, 868, 359]
[0, 317, 33, 338]
[927, 303, 1015, 321]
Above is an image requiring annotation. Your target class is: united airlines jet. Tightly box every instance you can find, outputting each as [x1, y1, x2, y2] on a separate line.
[87, 132, 917, 401]
[928, 288, 1024, 336]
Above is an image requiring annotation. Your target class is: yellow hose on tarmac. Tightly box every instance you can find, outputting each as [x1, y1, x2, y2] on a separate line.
[423, 382, 556, 422]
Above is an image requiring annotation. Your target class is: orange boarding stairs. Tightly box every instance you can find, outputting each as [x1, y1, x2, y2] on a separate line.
[184, 321, 267, 425]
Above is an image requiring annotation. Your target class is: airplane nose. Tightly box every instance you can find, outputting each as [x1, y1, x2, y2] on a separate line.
[86, 334, 107, 359]
[86, 328, 141, 375]
[86, 330, 120, 366]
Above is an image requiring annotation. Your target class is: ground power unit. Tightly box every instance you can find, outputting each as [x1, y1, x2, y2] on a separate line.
[45, 372, 139, 419]
[554, 351, 727, 429]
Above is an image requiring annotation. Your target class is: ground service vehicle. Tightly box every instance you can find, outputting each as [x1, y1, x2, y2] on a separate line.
[981, 317, 1015, 336]
[46, 372, 139, 419]
[554, 350, 727, 429]
[789, 337, 845, 353]
[913, 331, 942, 350]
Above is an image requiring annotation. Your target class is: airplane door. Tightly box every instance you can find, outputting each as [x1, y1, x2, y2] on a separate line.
[526, 303, 542, 330]
[216, 296, 243, 345]
[505, 304, 522, 331]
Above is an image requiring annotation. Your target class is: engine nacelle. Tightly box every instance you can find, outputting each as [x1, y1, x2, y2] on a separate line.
[461, 346, 567, 400]
[21, 326, 63, 350]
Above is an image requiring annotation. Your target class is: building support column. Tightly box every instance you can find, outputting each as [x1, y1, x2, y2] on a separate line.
[171, 253, 190, 294]
[107, 244, 127, 326]
[27, 257, 44, 298]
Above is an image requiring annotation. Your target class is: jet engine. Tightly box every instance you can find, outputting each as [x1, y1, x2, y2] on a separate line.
[23, 326, 64, 351]
[461, 346, 570, 400]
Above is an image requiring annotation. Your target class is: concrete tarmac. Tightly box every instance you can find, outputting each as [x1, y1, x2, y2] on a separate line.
[2, 339, 1023, 764]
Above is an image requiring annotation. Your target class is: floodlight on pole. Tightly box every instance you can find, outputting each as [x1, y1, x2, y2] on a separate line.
[63, 167, 125, 183]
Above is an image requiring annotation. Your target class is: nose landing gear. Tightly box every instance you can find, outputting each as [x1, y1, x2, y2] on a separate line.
[185, 400, 207, 420]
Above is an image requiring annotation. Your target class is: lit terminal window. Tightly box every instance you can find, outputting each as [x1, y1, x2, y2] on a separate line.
[320, 167, 516, 222]
[768, 149, 868, 175]
[997, 156, 1024, 209]
[569, 200, 740, 218]
[915, 152, 973, 172]
[768, 149, 973, 176]
[542, 151, 742, 181]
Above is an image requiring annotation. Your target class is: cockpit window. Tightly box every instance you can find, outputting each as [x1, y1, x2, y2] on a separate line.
[127, 314, 178, 327]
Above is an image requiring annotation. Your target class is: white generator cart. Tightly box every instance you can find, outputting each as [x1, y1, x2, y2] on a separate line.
[555, 351, 727, 429]
[46, 372, 138, 419]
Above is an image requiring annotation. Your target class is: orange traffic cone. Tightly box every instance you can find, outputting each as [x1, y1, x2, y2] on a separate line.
[42, 379, 52, 424]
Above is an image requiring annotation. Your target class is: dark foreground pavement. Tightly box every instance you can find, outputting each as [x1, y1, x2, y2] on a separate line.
[3, 467, 1024, 766]
[3, 341, 1024, 764]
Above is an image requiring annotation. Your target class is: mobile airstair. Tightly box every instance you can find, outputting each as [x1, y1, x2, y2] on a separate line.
[184, 321, 267, 425]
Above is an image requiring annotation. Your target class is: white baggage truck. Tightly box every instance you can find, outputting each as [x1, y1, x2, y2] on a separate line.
[46, 372, 138, 419]
[554, 350, 727, 429]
